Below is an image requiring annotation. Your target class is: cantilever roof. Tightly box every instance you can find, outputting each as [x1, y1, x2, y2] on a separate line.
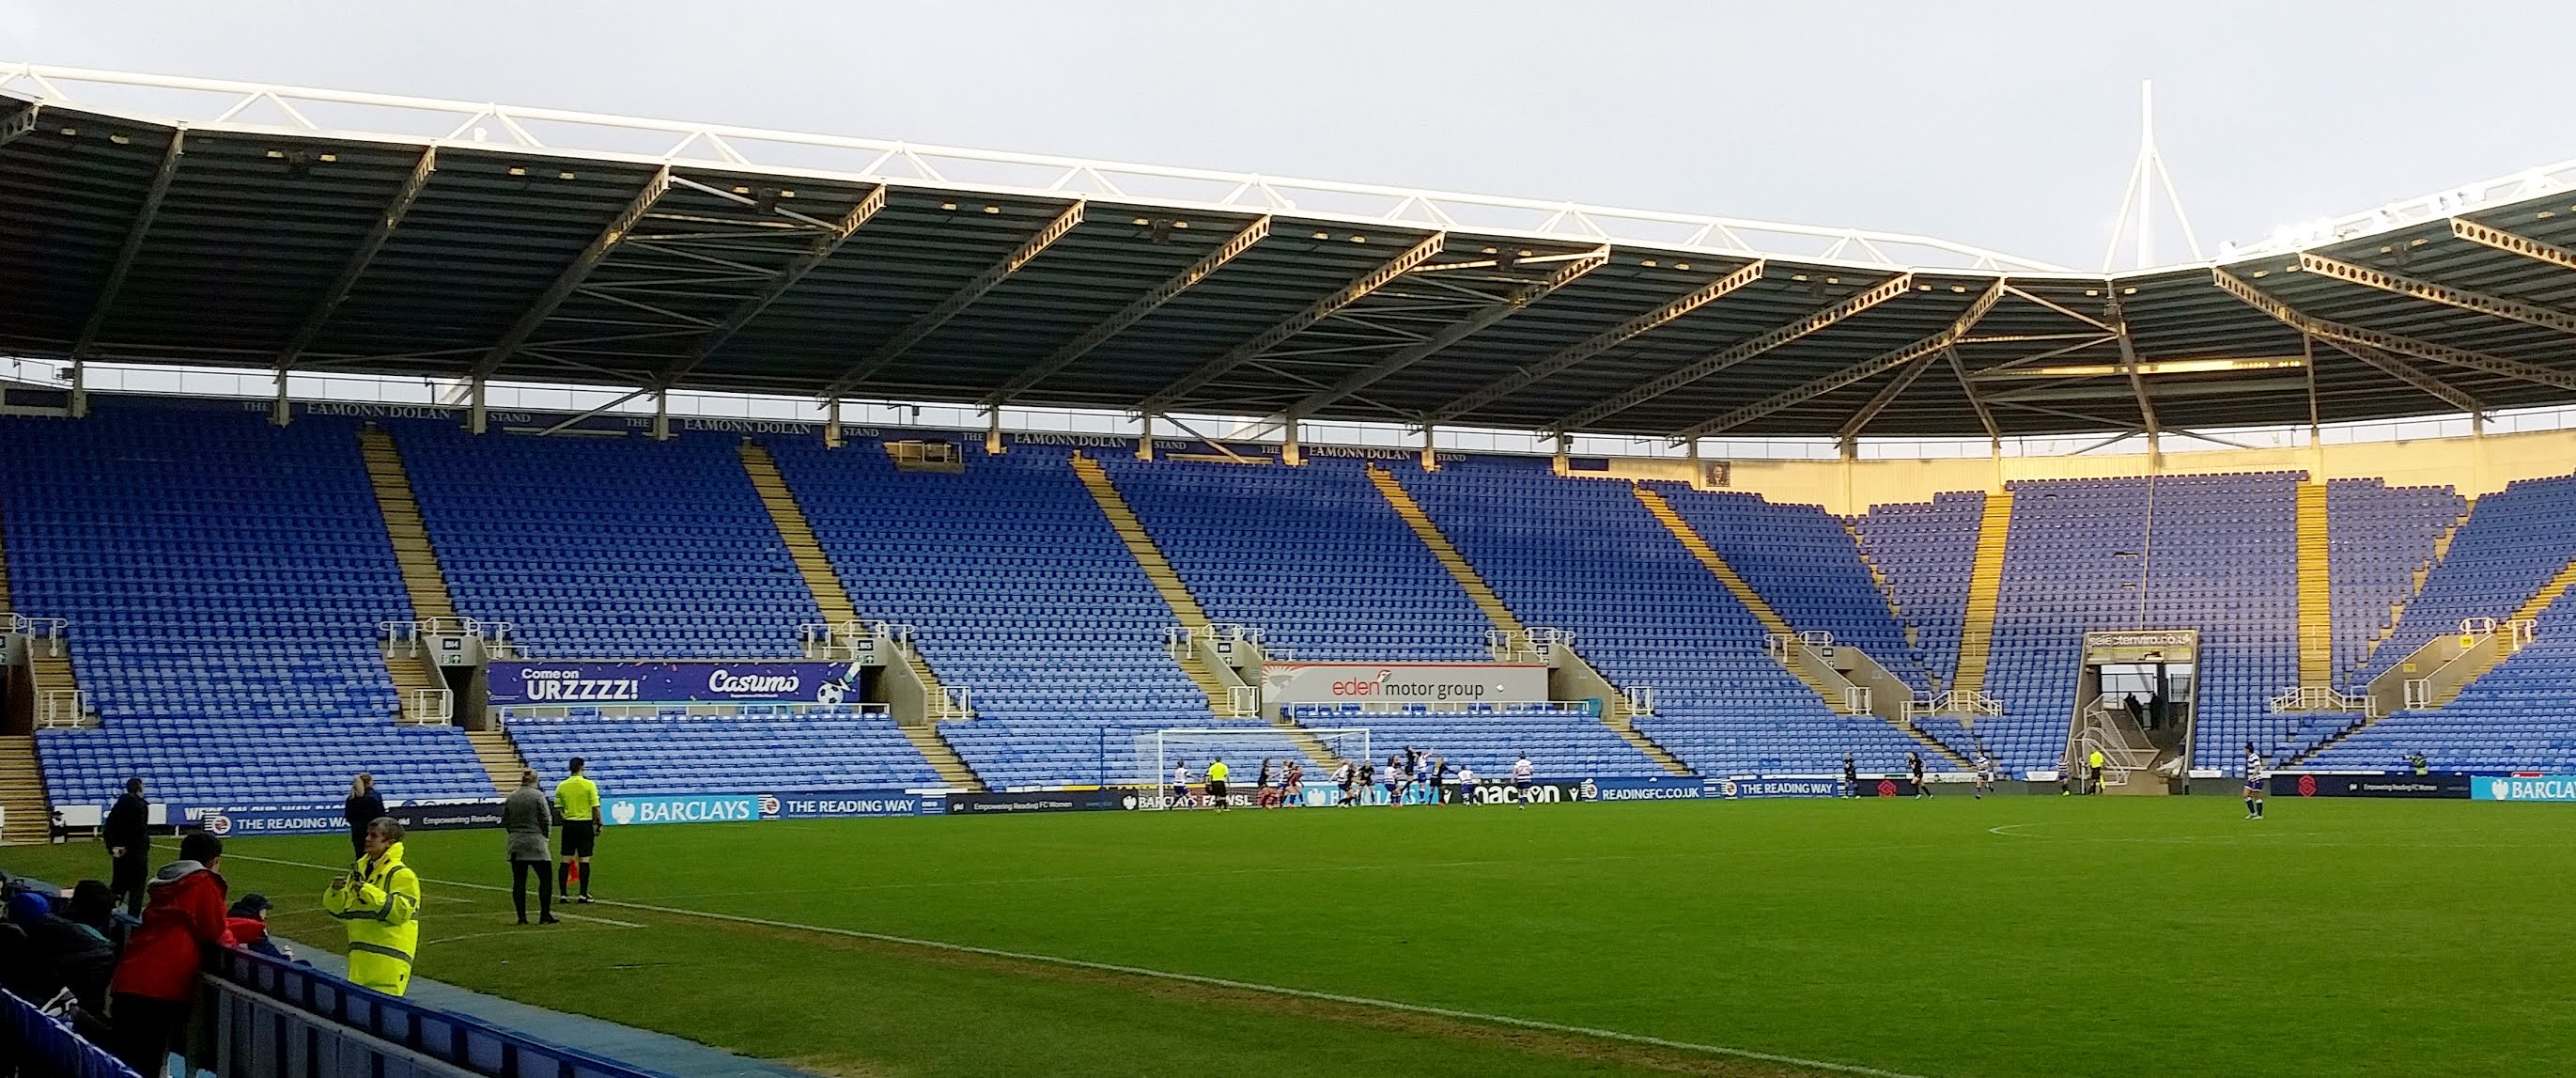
[6, 62, 2576, 441]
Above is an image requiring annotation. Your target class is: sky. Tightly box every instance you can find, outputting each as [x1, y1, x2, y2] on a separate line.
[4, 0, 2573, 271]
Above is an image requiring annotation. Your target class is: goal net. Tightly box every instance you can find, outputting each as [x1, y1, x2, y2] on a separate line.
[1134, 726, 1371, 809]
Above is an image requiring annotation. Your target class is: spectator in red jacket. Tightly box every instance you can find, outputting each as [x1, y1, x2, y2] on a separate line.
[106, 832, 232, 1077]
[224, 894, 294, 962]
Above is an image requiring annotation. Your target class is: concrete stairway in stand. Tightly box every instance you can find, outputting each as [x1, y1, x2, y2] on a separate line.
[1950, 490, 2014, 698]
[1367, 466, 1687, 775]
[359, 427, 462, 731]
[2296, 481, 2334, 686]
[1634, 485, 1965, 768]
[465, 729, 529, 791]
[0, 736, 50, 844]
[1069, 453, 1346, 771]
[740, 441, 984, 791]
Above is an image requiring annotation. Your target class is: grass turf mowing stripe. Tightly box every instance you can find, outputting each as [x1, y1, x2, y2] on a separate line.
[217, 848, 1929, 1078]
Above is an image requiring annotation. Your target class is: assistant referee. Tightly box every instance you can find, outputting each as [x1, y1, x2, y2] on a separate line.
[553, 757, 605, 904]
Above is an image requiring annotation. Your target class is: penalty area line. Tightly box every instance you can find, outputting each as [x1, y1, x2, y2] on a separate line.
[217, 849, 1928, 1077]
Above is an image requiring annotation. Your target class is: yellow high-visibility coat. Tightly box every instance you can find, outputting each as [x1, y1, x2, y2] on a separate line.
[322, 839, 421, 995]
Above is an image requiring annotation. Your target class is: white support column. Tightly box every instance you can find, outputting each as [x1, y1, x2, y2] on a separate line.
[1420, 424, 1438, 472]
[824, 398, 843, 449]
[1137, 414, 1156, 461]
[651, 389, 671, 441]
[67, 359, 87, 419]
[270, 367, 291, 427]
[467, 377, 487, 434]
[1551, 432, 1570, 476]
[985, 406, 1003, 455]
[1280, 411, 1301, 466]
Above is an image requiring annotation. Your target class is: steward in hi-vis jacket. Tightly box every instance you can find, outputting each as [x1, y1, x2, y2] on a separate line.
[323, 818, 421, 995]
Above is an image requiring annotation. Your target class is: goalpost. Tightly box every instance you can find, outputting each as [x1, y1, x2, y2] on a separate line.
[1136, 726, 1371, 808]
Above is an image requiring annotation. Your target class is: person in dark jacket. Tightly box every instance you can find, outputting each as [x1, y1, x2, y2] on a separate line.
[225, 894, 294, 961]
[104, 778, 152, 916]
[20, 888, 118, 1013]
[108, 832, 232, 1077]
[501, 770, 557, 926]
[344, 773, 384, 861]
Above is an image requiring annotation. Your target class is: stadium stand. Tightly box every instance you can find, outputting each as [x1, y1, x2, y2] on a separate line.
[1098, 456, 1491, 662]
[1656, 485, 1927, 690]
[395, 425, 819, 660]
[2324, 478, 2467, 688]
[505, 711, 939, 795]
[2350, 472, 2576, 687]
[1854, 492, 1987, 695]
[2306, 589, 2576, 771]
[1397, 460, 1930, 776]
[1977, 474, 2302, 775]
[0, 406, 491, 807]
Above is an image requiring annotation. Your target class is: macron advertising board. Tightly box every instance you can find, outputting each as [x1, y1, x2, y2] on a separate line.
[487, 662, 861, 705]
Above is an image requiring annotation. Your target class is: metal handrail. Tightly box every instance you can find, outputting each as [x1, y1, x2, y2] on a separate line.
[38, 690, 88, 728]
[401, 688, 454, 726]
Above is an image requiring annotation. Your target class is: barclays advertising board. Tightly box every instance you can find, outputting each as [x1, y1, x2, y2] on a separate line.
[487, 661, 863, 705]
[600, 790, 940, 825]
[2474, 775, 2576, 802]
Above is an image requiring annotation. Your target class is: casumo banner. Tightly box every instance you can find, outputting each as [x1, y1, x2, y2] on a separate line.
[2273, 773, 2470, 799]
[487, 662, 860, 705]
[2474, 775, 2576, 802]
[194, 800, 503, 837]
[1260, 662, 1549, 708]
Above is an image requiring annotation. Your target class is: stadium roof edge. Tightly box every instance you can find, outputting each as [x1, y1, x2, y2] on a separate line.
[0, 61, 2067, 274]
[8, 61, 2576, 441]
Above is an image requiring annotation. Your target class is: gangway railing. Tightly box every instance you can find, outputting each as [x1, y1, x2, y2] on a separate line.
[382, 617, 518, 659]
[2268, 685, 2379, 717]
[931, 686, 975, 721]
[37, 689, 88, 728]
[1903, 690, 2001, 726]
[1621, 684, 1656, 716]
[1225, 685, 1259, 717]
[400, 687, 454, 726]
[6, 613, 69, 654]
[1488, 627, 1575, 661]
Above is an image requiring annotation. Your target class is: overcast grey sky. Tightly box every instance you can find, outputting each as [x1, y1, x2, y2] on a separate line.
[5, 0, 2570, 269]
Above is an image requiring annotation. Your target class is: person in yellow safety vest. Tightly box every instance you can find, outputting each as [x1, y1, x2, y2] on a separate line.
[322, 817, 421, 996]
[2087, 749, 2106, 795]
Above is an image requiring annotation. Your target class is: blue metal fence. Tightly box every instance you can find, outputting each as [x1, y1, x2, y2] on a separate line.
[0, 986, 142, 1078]
[204, 950, 675, 1078]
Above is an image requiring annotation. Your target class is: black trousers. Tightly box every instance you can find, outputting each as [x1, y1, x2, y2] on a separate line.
[110, 992, 192, 1077]
[511, 859, 553, 921]
[349, 827, 368, 860]
[110, 849, 150, 915]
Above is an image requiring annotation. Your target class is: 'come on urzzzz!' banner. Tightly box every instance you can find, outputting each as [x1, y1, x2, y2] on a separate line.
[486, 661, 864, 705]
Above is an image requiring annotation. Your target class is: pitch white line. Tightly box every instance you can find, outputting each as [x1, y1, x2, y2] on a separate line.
[216, 849, 1932, 1078]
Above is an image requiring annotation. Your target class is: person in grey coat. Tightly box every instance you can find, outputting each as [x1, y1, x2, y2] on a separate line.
[502, 769, 557, 925]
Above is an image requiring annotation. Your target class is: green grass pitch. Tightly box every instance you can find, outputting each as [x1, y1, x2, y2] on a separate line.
[8, 795, 2571, 1077]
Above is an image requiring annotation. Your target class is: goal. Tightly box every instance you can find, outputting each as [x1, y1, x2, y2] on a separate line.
[1135, 726, 1371, 808]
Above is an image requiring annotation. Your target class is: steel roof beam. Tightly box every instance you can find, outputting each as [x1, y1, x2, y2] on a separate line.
[0, 102, 38, 147]
[2449, 218, 2576, 272]
[72, 128, 186, 360]
[1556, 273, 1916, 434]
[654, 184, 887, 389]
[817, 201, 1084, 399]
[1946, 346, 2001, 443]
[1283, 245, 1609, 420]
[2103, 292, 2161, 444]
[276, 147, 437, 370]
[1672, 277, 1995, 439]
[982, 215, 1271, 409]
[2316, 337, 2487, 417]
[1138, 233, 1444, 414]
[2296, 251, 2576, 339]
[1420, 260, 1766, 427]
[2214, 267, 2576, 392]
[1837, 346, 1940, 441]
[470, 165, 674, 381]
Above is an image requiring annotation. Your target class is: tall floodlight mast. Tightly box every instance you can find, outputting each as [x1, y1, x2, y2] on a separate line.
[2102, 81, 2205, 272]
